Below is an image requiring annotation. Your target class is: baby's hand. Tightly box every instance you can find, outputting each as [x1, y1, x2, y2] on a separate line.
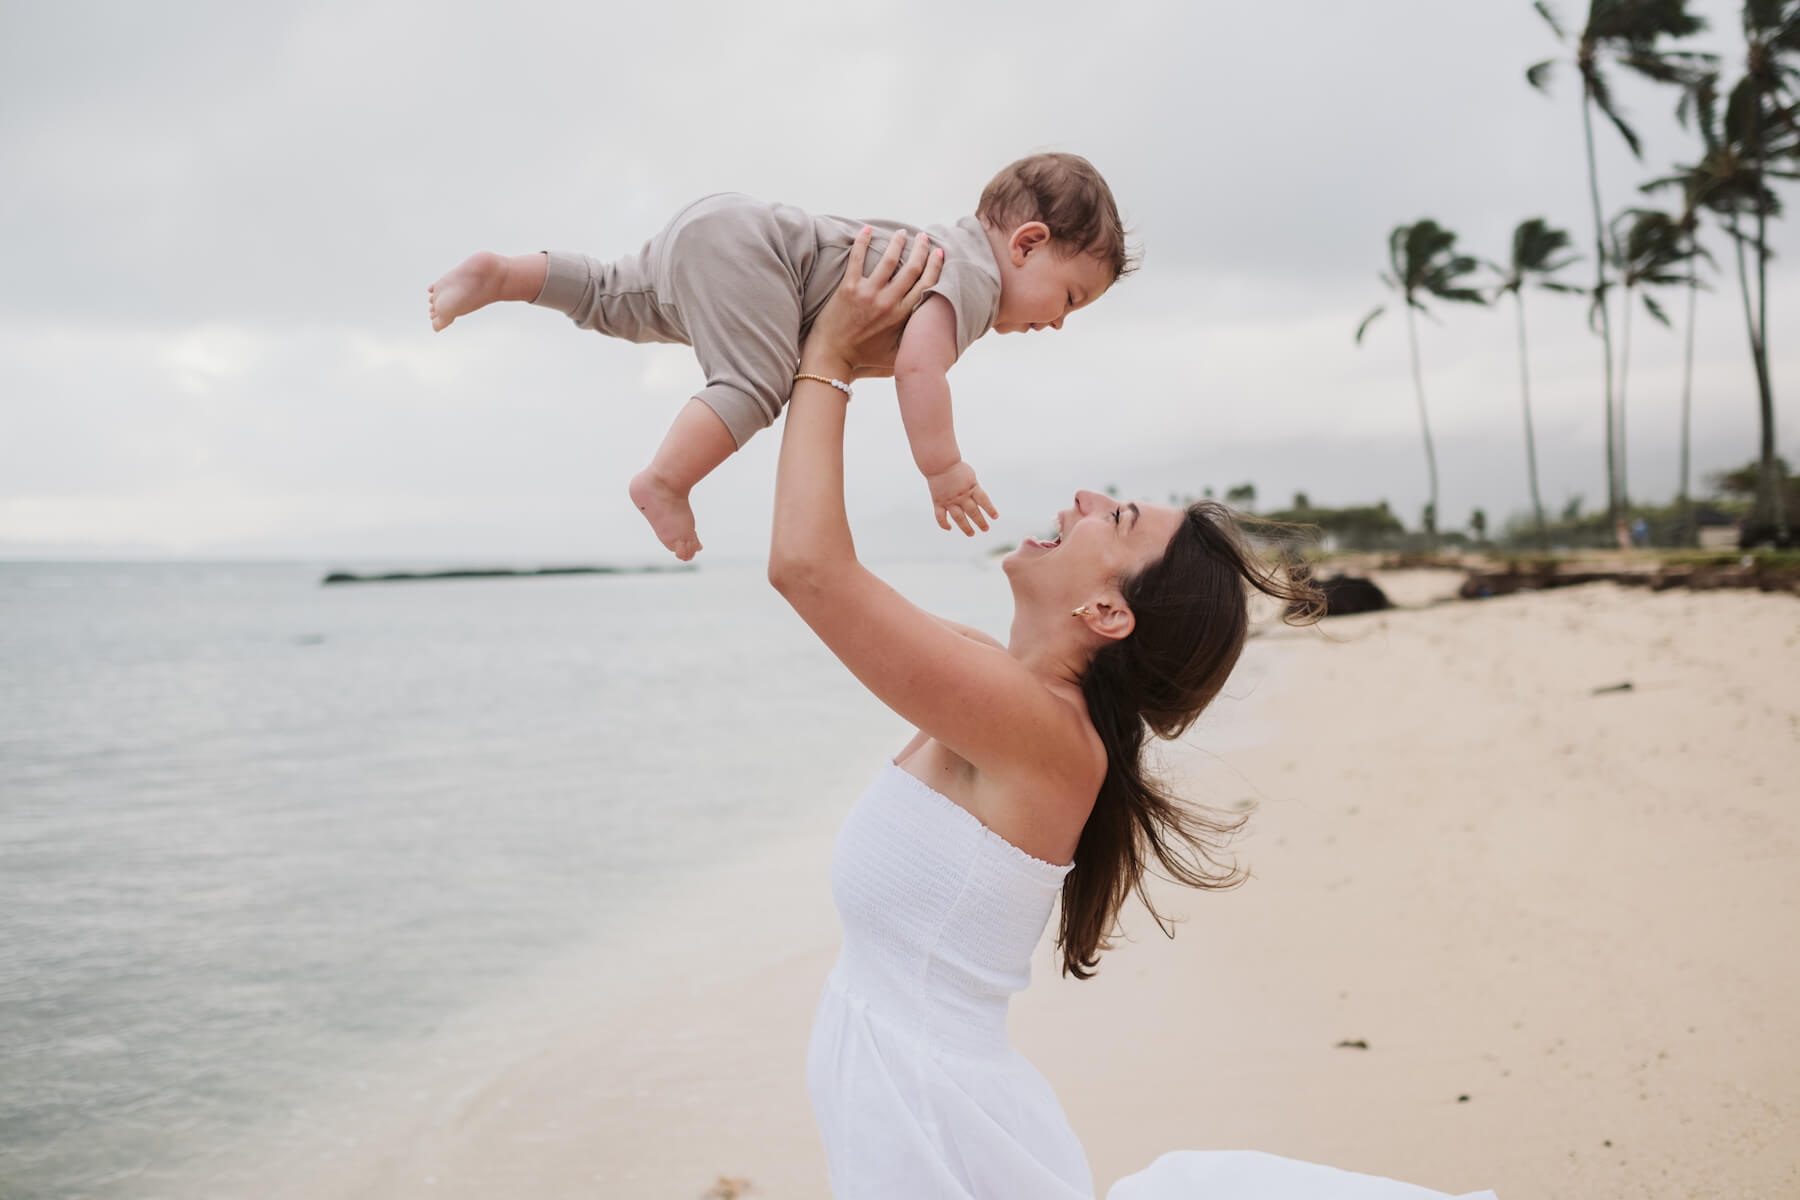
[927, 461, 999, 536]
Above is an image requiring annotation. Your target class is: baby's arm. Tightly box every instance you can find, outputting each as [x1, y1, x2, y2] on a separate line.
[894, 295, 998, 535]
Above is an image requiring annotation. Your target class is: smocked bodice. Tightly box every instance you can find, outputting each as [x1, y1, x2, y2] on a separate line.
[826, 762, 1075, 1058]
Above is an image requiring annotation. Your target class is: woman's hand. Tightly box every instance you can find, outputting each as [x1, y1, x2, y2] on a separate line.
[800, 228, 943, 382]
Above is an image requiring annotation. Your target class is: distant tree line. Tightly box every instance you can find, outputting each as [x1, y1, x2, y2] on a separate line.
[1203, 455, 1783, 551]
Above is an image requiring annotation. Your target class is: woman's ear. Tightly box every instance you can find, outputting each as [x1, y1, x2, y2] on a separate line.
[1077, 597, 1135, 642]
[1009, 221, 1051, 266]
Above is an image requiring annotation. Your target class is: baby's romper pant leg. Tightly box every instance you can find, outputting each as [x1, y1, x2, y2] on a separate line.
[658, 202, 806, 450]
[531, 247, 687, 345]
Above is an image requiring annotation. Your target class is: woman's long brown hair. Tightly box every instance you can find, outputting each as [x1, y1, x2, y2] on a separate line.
[1059, 502, 1321, 978]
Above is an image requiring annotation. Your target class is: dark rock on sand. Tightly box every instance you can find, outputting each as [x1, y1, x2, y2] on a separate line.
[1311, 576, 1391, 617]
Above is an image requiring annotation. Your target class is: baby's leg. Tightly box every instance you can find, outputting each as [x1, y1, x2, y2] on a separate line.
[628, 400, 737, 562]
[427, 252, 548, 331]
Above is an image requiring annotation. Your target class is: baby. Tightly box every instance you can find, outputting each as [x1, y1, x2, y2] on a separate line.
[427, 152, 1133, 560]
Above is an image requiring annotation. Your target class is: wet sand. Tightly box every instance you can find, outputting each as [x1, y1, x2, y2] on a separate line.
[272, 576, 1800, 1199]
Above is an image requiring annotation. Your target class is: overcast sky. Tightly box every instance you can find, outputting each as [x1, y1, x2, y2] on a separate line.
[3, 0, 1794, 563]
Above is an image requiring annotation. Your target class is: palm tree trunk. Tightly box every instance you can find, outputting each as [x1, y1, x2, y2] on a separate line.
[1617, 284, 1633, 514]
[1581, 92, 1621, 528]
[1720, 210, 1764, 379]
[1404, 301, 1439, 549]
[1728, 209, 1780, 546]
[1678, 266, 1698, 546]
[1753, 146, 1787, 543]
[1514, 291, 1550, 552]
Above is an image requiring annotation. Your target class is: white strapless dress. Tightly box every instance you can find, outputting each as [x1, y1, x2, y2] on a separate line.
[806, 763, 1497, 1200]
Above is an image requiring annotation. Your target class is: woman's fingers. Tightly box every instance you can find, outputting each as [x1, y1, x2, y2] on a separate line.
[902, 245, 945, 313]
[882, 231, 933, 304]
[845, 225, 873, 286]
[873, 230, 907, 294]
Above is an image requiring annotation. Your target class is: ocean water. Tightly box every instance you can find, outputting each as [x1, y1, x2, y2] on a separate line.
[0, 559, 1015, 1199]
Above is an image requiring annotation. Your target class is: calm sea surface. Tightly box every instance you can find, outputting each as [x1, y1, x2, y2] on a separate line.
[0, 559, 1016, 1199]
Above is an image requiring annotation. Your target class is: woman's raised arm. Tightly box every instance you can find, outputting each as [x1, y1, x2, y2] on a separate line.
[768, 231, 1094, 788]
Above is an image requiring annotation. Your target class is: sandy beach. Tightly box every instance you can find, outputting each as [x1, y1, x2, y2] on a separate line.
[261, 574, 1800, 1200]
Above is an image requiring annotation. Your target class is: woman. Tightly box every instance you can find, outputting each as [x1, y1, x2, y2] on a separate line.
[770, 229, 1496, 1200]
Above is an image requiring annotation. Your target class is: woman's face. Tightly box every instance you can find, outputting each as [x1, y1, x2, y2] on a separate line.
[1002, 489, 1185, 603]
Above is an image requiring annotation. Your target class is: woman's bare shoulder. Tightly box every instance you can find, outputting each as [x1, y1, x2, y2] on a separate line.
[980, 687, 1107, 863]
[898, 680, 1104, 865]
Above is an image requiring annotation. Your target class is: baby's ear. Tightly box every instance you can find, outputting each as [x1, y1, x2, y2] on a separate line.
[1010, 221, 1052, 263]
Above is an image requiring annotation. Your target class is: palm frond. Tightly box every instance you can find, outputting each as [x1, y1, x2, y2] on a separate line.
[1387, 225, 1411, 285]
[1527, 58, 1559, 91]
[1641, 292, 1672, 327]
[1513, 217, 1579, 277]
[1588, 68, 1646, 157]
[1776, 8, 1800, 52]
[1405, 221, 1458, 280]
[1618, 51, 1705, 87]
[1435, 286, 1490, 306]
[1744, 0, 1791, 39]
[1354, 306, 1386, 344]
[1534, 0, 1567, 40]
[1675, 72, 1719, 137]
[1373, 218, 1484, 318]
[1587, 0, 1707, 43]
[1725, 74, 1763, 148]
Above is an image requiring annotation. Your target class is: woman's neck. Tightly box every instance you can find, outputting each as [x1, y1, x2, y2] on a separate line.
[1005, 616, 1090, 692]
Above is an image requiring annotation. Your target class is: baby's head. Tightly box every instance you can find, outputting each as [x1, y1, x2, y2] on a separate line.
[977, 153, 1136, 335]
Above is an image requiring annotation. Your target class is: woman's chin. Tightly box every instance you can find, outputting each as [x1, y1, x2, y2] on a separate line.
[999, 542, 1037, 572]
[1002, 535, 1062, 570]
[998, 542, 1049, 583]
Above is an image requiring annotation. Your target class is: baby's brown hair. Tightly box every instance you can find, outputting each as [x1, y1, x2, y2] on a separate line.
[977, 152, 1137, 281]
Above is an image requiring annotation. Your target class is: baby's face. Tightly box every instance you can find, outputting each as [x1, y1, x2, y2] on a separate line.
[993, 234, 1115, 335]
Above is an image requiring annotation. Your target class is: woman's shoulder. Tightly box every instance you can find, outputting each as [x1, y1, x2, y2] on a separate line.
[979, 687, 1107, 863]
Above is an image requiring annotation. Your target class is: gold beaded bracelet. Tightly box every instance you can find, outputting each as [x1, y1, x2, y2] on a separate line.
[794, 373, 852, 401]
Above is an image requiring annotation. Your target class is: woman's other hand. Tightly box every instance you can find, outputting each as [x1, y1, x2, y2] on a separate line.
[801, 228, 943, 382]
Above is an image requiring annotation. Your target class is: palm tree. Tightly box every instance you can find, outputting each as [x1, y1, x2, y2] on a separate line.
[1356, 221, 1486, 548]
[1736, 2, 1800, 544]
[1649, 74, 1772, 543]
[1527, 0, 1715, 534]
[1605, 207, 1703, 512]
[1643, 98, 1716, 546]
[1495, 218, 1582, 551]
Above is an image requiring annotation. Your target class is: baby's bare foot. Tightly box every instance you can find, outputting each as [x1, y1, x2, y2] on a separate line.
[629, 470, 703, 562]
[427, 251, 510, 332]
